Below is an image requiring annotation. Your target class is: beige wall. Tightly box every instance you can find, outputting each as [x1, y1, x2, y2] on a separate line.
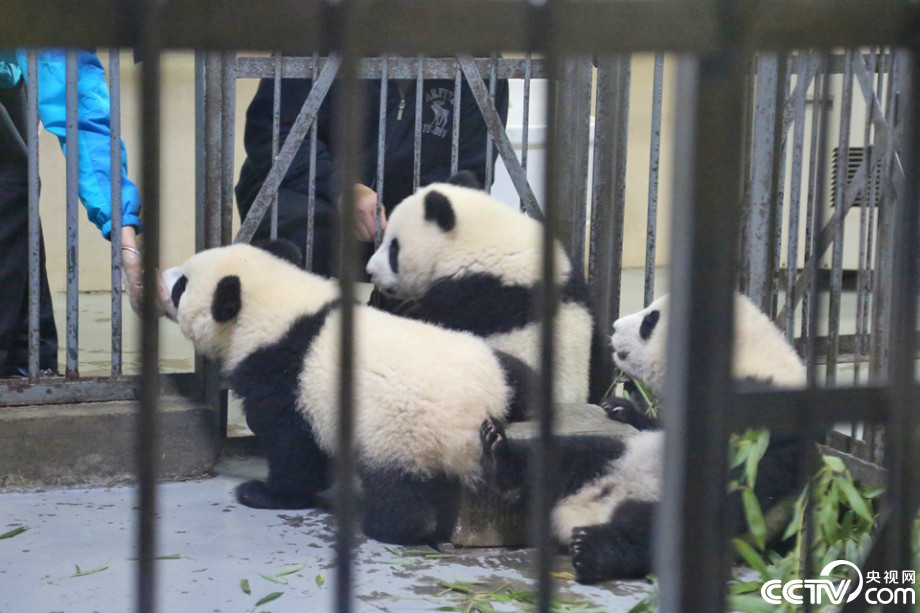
[38, 52, 672, 292]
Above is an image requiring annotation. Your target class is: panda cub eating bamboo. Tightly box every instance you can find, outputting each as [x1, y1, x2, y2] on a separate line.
[479, 293, 812, 583]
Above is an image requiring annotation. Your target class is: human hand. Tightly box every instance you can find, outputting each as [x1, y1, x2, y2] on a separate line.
[352, 184, 387, 242]
[120, 226, 169, 317]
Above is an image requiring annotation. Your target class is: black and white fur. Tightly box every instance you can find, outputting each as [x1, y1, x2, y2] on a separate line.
[366, 174, 613, 404]
[480, 292, 812, 583]
[162, 242, 531, 545]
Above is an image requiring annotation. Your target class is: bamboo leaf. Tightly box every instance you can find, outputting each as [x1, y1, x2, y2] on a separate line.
[551, 571, 577, 580]
[0, 526, 27, 540]
[733, 538, 767, 576]
[822, 455, 846, 473]
[254, 591, 283, 607]
[260, 573, 288, 585]
[742, 488, 766, 550]
[838, 477, 873, 522]
[315, 574, 325, 587]
[276, 563, 307, 576]
[72, 563, 109, 577]
[155, 554, 182, 560]
[240, 578, 250, 595]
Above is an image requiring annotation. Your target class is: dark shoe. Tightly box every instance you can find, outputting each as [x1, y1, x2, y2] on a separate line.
[2, 366, 60, 379]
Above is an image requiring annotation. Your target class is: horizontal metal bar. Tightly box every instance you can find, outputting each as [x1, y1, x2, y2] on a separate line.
[0, 374, 204, 408]
[235, 56, 551, 80]
[726, 385, 896, 430]
[3, 1, 917, 53]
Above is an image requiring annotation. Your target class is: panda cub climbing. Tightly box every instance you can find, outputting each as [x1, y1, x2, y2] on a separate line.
[162, 242, 530, 545]
[480, 293, 812, 583]
[366, 173, 612, 404]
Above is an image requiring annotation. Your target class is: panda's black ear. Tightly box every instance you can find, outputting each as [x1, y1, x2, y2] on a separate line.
[446, 170, 482, 190]
[212, 275, 242, 323]
[252, 238, 304, 268]
[424, 191, 456, 232]
[640, 309, 660, 340]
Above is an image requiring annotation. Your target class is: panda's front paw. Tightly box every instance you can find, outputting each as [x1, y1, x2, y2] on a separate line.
[601, 398, 658, 431]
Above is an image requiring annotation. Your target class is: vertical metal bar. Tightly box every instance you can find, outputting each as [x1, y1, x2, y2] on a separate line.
[588, 56, 630, 337]
[135, 35, 162, 613]
[645, 52, 664, 307]
[194, 52, 206, 255]
[413, 54, 423, 193]
[785, 52, 810, 342]
[771, 55, 790, 318]
[333, 10, 364, 613]
[485, 55, 497, 193]
[26, 51, 40, 379]
[109, 50, 123, 377]
[375, 56, 388, 247]
[65, 50, 79, 380]
[204, 52, 223, 249]
[883, 48, 920, 612]
[554, 56, 592, 267]
[827, 50, 854, 385]
[451, 61, 461, 176]
[801, 60, 824, 343]
[853, 49, 878, 386]
[521, 53, 531, 175]
[306, 53, 319, 273]
[220, 52, 236, 246]
[747, 53, 780, 312]
[271, 51, 282, 240]
[656, 50, 746, 613]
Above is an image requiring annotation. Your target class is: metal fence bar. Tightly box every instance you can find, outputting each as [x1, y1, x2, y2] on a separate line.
[270, 51, 282, 239]
[644, 52, 663, 307]
[375, 56, 388, 246]
[656, 48, 746, 612]
[784, 52, 810, 341]
[26, 50, 40, 379]
[236, 56, 553, 80]
[484, 55, 496, 193]
[235, 54, 341, 245]
[109, 50, 124, 376]
[65, 50, 79, 380]
[770, 55, 790, 319]
[203, 52, 223, 249]
[826, 50, 855, 385]
[220, 52, 235, 246]
[521, 52, 531, 175]
[306, 53, 319, 272]
[588, 55, 630, 336]
[457, 54, 542, 220]
[450, 60, 461, 176]
[413, 54, 423, 193]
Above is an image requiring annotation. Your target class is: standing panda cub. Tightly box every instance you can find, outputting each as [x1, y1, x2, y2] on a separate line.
[162, 242, 529, 545]
[480, 292, 811, 583]
[366, 174, 612, 404]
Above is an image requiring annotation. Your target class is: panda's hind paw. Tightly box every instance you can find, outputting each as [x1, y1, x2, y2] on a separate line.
[602, 398, 658, 431]
[479, 417, 507, 459]
[235, 479, 314, 510]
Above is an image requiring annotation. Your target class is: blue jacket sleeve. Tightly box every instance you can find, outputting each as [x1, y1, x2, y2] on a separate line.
[18, 49, 142, 239]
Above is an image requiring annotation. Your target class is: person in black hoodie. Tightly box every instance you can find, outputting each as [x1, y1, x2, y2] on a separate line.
[235, 71, 509, 277]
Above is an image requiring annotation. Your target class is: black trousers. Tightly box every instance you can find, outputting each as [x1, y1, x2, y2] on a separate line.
[0, 84, 58, 374]
[236, 186, 374, 279]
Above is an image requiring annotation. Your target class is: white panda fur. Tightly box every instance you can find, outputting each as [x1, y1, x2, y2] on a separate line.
[163, 242, 521, 545]
[479, 291, 811, 583]
[366, 180, 611, 405]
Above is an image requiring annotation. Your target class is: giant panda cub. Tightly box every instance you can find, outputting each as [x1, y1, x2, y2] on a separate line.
[366, 173, 612, 404]
[162, 242, 531, 545]
[479, 292, 812, 583]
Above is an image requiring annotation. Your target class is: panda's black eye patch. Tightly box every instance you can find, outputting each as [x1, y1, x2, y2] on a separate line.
[212, 275, 242, 323]
[171, 275, 188, 308]
[640, 310, 660, 340]
[424, 190, 456, 232]
[389, 238, 400, 273]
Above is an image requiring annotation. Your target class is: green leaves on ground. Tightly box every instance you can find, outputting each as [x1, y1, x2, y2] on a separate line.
[0, 526, 27, 540]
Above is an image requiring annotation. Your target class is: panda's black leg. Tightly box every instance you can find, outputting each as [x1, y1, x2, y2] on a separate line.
[360, 468, 460, 546]
[479, 417, 530, 494]
[601, 396, 660, 431]
[235, 429, 331, 510]
[570, 500, 654, 583]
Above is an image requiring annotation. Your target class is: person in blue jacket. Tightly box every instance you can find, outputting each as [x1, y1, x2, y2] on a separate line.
[0, 49, 157, 378]
[235, 73, 509, 276]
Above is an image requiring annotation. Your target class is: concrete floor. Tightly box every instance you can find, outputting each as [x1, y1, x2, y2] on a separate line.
[0, 452, 652, 613]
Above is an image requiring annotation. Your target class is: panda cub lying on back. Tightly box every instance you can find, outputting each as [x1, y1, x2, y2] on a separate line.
[480, 293, 812, 583]
[366, 172, 612, 404]
[162, 242, 531, 545]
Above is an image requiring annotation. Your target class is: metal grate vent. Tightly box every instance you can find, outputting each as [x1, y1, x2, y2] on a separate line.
[830, 145, 881, 207]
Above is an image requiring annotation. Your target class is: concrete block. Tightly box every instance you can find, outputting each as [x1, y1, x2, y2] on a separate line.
[0, 396, 219, 490]
[451, 403, 636, 547]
